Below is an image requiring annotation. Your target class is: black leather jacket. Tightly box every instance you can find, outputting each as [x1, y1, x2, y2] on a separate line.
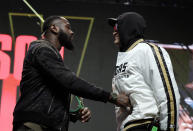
[13, 40, 110, 131]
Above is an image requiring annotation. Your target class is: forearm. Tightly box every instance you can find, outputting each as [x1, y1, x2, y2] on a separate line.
[35, 47, 111, 103]
[68, 77, 110, 103]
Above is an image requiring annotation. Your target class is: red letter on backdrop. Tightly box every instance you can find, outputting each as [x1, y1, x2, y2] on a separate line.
[0, 35, 63, 131]
[13, 35, 37, 80]
[0, 34, 12, 79]
[0, 35, 37, 131]
[0, 74, 19, 130]
[60, 47, 64, 59]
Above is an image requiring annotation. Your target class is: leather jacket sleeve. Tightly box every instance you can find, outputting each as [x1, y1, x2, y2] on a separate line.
[33, 45, 110, 103]
[146, 45, 180, 130]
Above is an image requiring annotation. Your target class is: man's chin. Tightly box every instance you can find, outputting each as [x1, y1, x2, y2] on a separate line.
[64, 44, 74, 51]
[114, 40, 120, 46]
[65, 47, 74, 51]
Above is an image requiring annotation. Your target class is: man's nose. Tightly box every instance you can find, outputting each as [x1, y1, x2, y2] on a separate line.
[70, 30, 74, 36]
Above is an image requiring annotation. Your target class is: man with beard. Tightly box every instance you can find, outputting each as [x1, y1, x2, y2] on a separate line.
[108, 12, 180, 131]
[12, 16, 130, 131]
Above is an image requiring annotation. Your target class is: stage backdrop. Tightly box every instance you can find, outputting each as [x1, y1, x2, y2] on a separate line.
[0, 1, 193, 131]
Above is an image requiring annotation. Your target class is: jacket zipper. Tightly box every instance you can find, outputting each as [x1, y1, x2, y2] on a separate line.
[47, 95, 55, 114]
[59, 94, 71, 131]
[58, 110, 67, 131]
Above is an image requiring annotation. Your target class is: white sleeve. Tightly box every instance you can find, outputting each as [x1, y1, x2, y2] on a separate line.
[145, 44, 180, 131]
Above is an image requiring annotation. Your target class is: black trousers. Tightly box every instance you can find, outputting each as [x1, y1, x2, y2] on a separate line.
[123, 118, 159, 131]
[124, 123, 151, 131]
[13, 122, 56, 131]
[13, 124, 33, 131]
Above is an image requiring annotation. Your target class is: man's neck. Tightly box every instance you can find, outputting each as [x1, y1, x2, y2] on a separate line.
[44, 35, 61, 51]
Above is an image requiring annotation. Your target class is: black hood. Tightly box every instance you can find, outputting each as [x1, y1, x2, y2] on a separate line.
[108, 12, 146, 52]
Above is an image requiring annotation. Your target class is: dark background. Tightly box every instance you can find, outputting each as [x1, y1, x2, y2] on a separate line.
[0, 0, 193, 130]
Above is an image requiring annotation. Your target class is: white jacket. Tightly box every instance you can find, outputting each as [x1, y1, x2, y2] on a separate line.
[112, 41, 180, 131]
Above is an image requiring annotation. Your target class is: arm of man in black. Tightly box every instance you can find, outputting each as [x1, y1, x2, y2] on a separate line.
[34, 46, 109, 102]
[33, 43, 129, 107]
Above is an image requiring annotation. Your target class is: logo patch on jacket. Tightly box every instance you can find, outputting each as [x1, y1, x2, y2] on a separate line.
[115, 62, 128, 75]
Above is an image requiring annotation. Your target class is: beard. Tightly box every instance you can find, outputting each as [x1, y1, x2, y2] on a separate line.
[58, 30, 74, 50]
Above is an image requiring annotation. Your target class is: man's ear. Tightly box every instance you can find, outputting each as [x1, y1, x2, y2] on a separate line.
[50, 25, 59, 34]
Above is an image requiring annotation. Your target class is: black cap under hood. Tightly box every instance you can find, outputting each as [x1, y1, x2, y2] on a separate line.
[108, 12, 146, 52]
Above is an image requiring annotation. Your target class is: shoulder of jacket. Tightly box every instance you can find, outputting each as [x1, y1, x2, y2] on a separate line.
[139, 42, 152, 48]
[145, 42, 168, 52]
[145, 42, 160, 49]
[133, 42, 151, 53]
[139, 42, 159, 52]
[31, 40, 51, 47]
[30, 40, 57, 55]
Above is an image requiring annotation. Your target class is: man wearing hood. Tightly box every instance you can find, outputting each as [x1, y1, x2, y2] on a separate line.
[108, 12, 180, 131]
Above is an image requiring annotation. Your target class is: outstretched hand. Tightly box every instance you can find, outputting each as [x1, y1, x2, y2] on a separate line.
[116, 93, 131, 108]
[109, 92, 131, 108]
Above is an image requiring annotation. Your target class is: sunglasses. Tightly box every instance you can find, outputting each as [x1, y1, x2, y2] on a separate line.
[113, 23, 118, 32]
